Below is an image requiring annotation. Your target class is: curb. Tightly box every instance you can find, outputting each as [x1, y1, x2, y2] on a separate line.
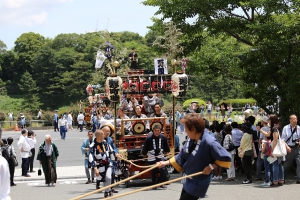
[15, 175, 86, 182]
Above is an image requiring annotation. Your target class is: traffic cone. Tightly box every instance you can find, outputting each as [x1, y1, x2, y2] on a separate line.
[14, 124, 19, 131]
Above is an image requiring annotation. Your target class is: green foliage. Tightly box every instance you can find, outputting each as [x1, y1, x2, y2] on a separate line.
[0, 95, 25, 114]
[0, 112, 5, 121]
[183, 98, 206, 109]
[217, 99, 257, 108]
[143, 0, 300, 124]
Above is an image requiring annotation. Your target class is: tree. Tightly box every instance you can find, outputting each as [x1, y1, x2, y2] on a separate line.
[18, 71, 41, 112]
[14, 32, 46, 76]
[143, 0, 300, 123]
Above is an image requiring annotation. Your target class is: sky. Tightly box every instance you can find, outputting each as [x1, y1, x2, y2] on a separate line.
[0, 0, 159, 50]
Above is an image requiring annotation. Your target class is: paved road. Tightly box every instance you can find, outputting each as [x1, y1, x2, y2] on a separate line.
[3, 128, 300, 200]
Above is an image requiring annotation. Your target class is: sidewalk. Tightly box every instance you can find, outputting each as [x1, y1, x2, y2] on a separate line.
[14, 165, 86, 181]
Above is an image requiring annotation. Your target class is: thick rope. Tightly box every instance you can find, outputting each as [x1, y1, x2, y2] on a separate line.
[70, 164, 158, 200]
[105, 171, 204, 200]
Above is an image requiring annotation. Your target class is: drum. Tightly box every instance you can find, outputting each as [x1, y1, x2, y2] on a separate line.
[132, 121, 146, 134]
[150, 121, 163, 131]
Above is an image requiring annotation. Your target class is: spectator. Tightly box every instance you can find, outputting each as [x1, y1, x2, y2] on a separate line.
[26, 130, 36, 173]
[0, 127, 11, 199]
[231, 122, 244, 173]
[17, 129, 31, 177]
[58, 114, 68, 140]
[67, 111, 73, 130]
[8, 111, 13, 121]
[37, 134, 59, 187]
[53, 110, 59, 132]
[37, 109, 42, 120]
[7, 137, 17, 186]
[223, 124, 235, 181]
[252, 103, 258, 116]
[77, 112, 85, 132]
[239, 122, 254, 184]
[212, 124, 224, 180]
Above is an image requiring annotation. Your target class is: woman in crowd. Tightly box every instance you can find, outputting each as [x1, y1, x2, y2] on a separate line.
[239, 122, 254, 184]
[37, 134, 59, 187]
[223, 124, 235, 181]
[258, 114, 291, 187]
[157, 113, 231, 200]
[212, 124, 224, 180]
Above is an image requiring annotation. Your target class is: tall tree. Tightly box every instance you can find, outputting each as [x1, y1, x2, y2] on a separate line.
[18, 71, 41, 112]
[143, 0, 300, 123]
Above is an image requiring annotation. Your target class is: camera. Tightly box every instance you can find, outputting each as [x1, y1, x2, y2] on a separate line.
[292, 139, 299, 146]
[256, 122, 262, 128]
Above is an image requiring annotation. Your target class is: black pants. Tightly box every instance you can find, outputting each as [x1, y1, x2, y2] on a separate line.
[53, 120, 59, 131]
[8, 161, 15, 185]
[243, 153, 252, 180]
[21, 157, 29, 176]
[151, 167, 165, 184]
[179, 188, 198, 200]
[234, 146, 242, 169]
[27, 148, 35, 172]
[79, 124, 83, 132]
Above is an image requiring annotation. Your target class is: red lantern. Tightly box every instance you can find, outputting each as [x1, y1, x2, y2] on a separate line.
[140, 80, 150, 91]
[151, 80, 161, 91]
[129, 80, 139, 92]
[163, 80, 172, 91]
[123, 81, 127, 90]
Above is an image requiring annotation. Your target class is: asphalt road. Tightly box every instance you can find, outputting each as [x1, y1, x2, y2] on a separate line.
[3, 128, 300, 200]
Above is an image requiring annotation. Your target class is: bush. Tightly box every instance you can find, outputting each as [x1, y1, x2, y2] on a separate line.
[217, 99, 257, 108]
[0, 112, 5, 121]
[43, 111, 55, 122]
[183, 98, 206, 109]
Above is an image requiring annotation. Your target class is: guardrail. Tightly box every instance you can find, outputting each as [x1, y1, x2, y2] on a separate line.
[0, 120, 53, 128]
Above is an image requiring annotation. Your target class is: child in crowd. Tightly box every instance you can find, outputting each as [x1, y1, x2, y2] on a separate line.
[261, 136, 273, 187]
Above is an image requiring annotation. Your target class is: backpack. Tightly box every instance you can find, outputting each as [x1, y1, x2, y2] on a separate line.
[1, 146, 10, 161]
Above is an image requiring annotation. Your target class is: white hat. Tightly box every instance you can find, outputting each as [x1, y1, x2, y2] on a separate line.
[262, 116, 269, 124]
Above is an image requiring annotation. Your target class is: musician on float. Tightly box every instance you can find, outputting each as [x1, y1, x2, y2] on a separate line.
[119, 94, 139, 118]
[116, 107, 132, 135]
[131, 105, 150, 133]
[89, 130, 119, 198]
[143, 93, 164, 117]
[128, 47, 138, 69]
[149, 103, 168, 124]
[142, 125, 170, 189]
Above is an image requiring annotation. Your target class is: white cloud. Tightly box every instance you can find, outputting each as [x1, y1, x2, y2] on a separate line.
[0, 0, 73, 26]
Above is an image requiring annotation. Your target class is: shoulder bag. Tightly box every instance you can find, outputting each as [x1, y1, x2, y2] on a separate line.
[272, 132, 287, 157]
[10, 148, 18, 166]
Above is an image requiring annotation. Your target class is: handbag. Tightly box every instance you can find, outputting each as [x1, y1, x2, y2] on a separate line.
[238, 147, 245, 158]
[28, 150, 32, 157]
[10, 148, 18, 166]
[38, 164, 42, 176]
[227, 138, 235, 151]
[272, 134, 287, 157]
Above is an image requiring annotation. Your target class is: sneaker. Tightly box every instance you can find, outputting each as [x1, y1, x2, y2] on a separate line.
[242, 179, 252, 184]
[218, 176, 223, 180]
[261, 182, 270, 187]
[160, 185, 167, 189]
[51, 183, 55, 187]
[211, 176, 219, 180]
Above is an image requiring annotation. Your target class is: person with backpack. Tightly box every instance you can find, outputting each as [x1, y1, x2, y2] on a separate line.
[223, 124, 236, 181]
[5, 137, 17, 186]
[0, 127, 12, 200]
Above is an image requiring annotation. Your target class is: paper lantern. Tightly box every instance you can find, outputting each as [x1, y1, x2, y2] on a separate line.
[171, 72, 188, 97]
[140, 80, 150, 91]
[163, 80, 172, 91]
[151, 80, 161, 91]
[105, 75, 123, 102]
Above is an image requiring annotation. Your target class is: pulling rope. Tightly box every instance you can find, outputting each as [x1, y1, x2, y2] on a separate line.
[70, 163, 158, 200]
[105, 171, 204, 200]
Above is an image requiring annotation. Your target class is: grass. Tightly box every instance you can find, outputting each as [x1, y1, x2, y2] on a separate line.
[0, 95, 25, 114]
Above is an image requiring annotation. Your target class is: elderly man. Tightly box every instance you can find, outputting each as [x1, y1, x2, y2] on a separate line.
[58, 114, 68, 140]
[17, 129, 31, 177]
[282, 114, 300, 184]
[142, 125, 170, 188]
[81, 131, 95, 184]
[37, 134, 59, 187]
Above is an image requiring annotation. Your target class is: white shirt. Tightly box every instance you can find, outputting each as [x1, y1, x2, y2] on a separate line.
[67, 114, 73, 124]
[17, 135, 31, 158]
[58, 118, 67, 127]
[26, 137, 36, 149]
[77, 114, 85, 125]
[0, 156, 11, 200]
[207, 103, 212, 110]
